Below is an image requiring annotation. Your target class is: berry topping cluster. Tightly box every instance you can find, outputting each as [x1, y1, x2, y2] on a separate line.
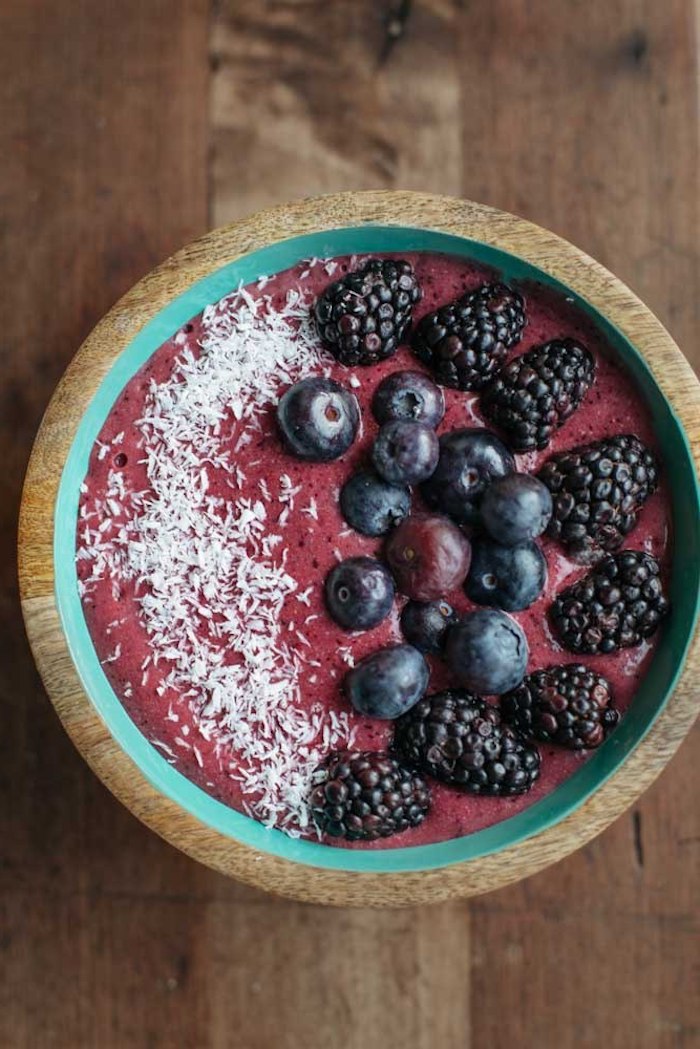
[275, 257, 668, 841]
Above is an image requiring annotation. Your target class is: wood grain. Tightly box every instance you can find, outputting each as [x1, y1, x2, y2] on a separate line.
[210, 0, 464, 222]
[0, 2, 214, 1047]
[4, 0, 699, 1046]
[452, 4, 700, 1046]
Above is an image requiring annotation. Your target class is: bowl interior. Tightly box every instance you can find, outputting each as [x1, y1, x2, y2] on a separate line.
[54, 226, 700, 873]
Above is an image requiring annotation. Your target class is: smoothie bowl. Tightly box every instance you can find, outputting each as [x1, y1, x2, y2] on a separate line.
[19, 192, 700, 905]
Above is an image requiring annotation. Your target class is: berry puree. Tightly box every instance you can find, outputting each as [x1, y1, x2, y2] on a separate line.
[76, 253, 671, 849]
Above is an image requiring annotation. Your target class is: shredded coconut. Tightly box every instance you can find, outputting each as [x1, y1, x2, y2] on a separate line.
[301, 498, 318, 521]
[338, 647, 355, 668]
[78, 283, 355, 834]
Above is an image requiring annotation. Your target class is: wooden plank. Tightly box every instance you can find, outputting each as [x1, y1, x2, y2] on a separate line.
[453, 0, 700, 360]
[201, 900, 470, 1049]
[470, 901, 699, 1049]
[3, 0, 698, 1045]
[210, 0, 464, 224]
[0, 2, 211, 1047]
[454, 1, 700, 1046]
[1, 887, 471, 1049]
[211, 0, 699, 1046]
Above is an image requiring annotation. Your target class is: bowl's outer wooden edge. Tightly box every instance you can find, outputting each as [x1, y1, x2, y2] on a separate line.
[18, 190, 700, 907]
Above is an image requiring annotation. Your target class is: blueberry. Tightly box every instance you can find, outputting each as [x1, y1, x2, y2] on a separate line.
[481, 474, 553, 545]
[421, 428, 515, 524]
[466, 538, 547, 611]
[384, 513, 472, 601]
[325, 557, 395, 631]
[277, 377, 360, 461]
[339, 470, 411, 537]
[345, 644, 429, 719]
[400, 599, 458, 654]
[445, 610, 529, 694]
[372, 370, 445, 428]
[372, 420, 439, 485]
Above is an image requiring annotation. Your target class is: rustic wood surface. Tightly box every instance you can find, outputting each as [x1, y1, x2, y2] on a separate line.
[3, 0, 699, 1046]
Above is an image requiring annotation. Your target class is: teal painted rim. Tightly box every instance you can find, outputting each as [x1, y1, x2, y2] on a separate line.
[54, 226, 700, 873]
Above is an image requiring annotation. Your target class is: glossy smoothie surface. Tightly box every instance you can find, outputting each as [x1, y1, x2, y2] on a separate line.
[76, 253, 670, 848]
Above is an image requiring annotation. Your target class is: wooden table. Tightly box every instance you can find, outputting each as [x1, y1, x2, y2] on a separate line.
[1, 2, 698, 1045]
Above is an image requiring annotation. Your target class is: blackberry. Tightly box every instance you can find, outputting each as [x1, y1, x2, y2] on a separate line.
[394, 690, 540, 796]
[412, 282, 526, 390]
[501, 664, 619, 750]
[539, 434, 659, 558]
[480, 338, 595, 452]
[314, 258, 422, 366]
[309, 750, 431, 841]
[550, 550, 669, 654]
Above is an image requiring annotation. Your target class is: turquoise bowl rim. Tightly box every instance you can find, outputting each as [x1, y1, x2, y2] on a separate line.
[54, 225, 700, 874]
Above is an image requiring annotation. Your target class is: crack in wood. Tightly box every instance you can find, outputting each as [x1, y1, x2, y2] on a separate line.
[633, 809, 645, 868]
[379, 0, 413, 65]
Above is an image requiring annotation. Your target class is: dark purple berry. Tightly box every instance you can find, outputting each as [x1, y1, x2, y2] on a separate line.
[445, 610, 529, 694]
[345, 644, 429, 719]
[400, 599, 458, 654]
[384, 513, 472, 602]
[465, 538, 547, 612]
[277, 377, 359, 462]
[372, 370, 445, 428]
[481, 473, 553, 545]
[421, 428, 515, 525]
[339, 469, 410, 537]
[325, 557, 395, 631]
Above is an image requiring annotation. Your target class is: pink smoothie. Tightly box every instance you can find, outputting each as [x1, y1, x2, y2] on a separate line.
[76, 253, 671, 848]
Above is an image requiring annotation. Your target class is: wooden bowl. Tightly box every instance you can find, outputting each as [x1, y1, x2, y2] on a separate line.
[19, 192, 700, 906]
